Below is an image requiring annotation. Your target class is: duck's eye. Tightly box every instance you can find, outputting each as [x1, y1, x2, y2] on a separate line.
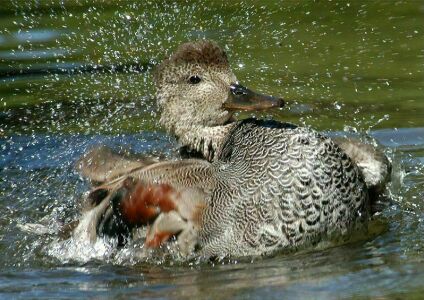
[188, 75, 201, 84]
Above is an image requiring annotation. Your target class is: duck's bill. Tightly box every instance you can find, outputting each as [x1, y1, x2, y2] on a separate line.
[223, 83, 285, 111]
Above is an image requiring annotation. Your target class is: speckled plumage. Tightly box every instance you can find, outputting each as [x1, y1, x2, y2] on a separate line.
[197, 119, 368, 256]
[74, 40, 390, 259]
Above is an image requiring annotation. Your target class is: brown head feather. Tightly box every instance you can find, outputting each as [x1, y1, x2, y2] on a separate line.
[154, 40, 229, 84]
[170, 40, 229, 66]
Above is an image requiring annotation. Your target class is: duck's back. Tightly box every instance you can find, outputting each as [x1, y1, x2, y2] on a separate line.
[200, 119, 369, 257]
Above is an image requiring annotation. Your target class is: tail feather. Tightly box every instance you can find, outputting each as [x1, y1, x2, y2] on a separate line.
[333, 137, 392, 213]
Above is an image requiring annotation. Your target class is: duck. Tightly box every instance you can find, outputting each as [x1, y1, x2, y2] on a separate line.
[72, 40, 391, 259]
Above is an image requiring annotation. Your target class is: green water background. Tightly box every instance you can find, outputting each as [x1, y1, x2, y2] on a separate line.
[1, 1, 424, 299]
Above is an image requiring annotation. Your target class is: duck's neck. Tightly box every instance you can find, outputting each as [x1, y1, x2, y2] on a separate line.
[173, 123, 235, 161]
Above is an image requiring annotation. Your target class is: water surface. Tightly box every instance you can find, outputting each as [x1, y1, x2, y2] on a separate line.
[1, 1, 423, 299]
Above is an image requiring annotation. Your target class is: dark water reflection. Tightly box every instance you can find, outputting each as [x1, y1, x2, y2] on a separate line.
[1, 1, 424, 299]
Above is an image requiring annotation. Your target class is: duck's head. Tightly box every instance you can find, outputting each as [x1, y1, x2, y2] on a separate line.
[154, 40, 284, 159]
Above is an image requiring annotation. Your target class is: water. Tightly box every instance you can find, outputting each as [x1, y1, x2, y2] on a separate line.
[1, 1, 423, 299]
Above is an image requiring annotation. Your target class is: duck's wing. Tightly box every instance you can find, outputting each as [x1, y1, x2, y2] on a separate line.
[74, 159, 213, 253]
[333, 137, 391, 194]
[75, 146, 161, 185]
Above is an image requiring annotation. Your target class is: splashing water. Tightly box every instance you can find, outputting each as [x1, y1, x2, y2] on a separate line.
[1, 1, 424, 299]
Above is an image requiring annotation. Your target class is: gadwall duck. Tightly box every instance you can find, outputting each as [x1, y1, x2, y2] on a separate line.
[73, 40, 391, 258]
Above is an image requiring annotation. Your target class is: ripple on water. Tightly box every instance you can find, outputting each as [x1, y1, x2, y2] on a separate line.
[0, 126, 423, 299]
[0, 29, 63, 47]
[0, 49, 71, 60]
[12, 29, 64, 43]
